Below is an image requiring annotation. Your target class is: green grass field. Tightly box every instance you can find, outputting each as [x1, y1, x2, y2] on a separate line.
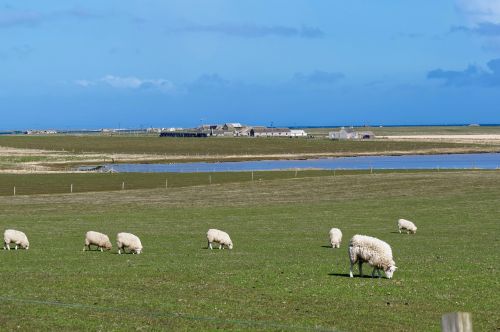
[0, 171, 498, 331]
[0, 135, 491, 156]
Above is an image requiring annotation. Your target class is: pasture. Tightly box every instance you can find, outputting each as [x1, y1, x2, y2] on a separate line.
[0, 135, 491, 157]
[0, 170, 499, 331]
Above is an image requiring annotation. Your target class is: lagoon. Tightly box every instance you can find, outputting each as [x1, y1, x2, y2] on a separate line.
[90, 153, 500, 173]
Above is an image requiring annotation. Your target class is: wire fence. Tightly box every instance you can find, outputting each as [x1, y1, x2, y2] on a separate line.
[0, 170, 338, 196]
[0, 168, 482, 197]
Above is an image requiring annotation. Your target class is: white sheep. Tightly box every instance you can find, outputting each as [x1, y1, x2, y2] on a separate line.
[329, 228, 342, 248]
[398, 218, 417, 234]
[83, 231, 112, 252]
[3, 229, 29, 250]
[116, 232, 143, 254]
[348, 234, 397, 279]
[207, 229, 233, 250]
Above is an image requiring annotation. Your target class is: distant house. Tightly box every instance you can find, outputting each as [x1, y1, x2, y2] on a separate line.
[289, 129, 307, 137]
[222, 123, 243, 131]
[250, 127, 291, 137]
[358, 131, 375, 139]
[329, 127, 375, 140]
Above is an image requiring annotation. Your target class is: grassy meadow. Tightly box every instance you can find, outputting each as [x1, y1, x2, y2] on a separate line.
[0, 135, 492, 157]
[0, 170, 499, 331]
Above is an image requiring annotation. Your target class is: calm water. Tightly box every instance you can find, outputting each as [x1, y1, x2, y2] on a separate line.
[88, 153, 500, 173]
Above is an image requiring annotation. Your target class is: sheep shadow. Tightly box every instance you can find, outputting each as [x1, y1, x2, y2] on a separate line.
[328, 272, 385, 279]
[321, 245, 334, 248]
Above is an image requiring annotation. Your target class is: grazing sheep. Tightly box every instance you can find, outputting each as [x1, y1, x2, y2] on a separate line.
[207, 229, 233, 250]
[83, 231, 112, 252]
[116, 232, 142, 254]
[348, 234, 397, 279]
[398, 218, 417, 234]
[329, 228, 342, 248]
[3, 229, 29, 250]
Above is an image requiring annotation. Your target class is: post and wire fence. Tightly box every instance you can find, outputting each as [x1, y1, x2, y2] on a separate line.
[0, 168, 491, 197]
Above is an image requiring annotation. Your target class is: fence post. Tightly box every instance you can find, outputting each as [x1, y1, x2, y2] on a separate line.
[441, 312, 472, 332]
[251, 171, 254, 181]
[295, 169, 298, 177]
[70, 184, 73, 193]
[165, 179, 168, 189]
[122, 182, 125, 190]
[13, 186, 16, 196]
[209, 175, 212, 185]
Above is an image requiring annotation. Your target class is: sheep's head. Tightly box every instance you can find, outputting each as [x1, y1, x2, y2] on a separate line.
[104, 241, 113, 250]
[135, 248, 142, 254]
[385, 266, 398, 279]
[22, 241, 29, 250]
[228, 243, 233, 250]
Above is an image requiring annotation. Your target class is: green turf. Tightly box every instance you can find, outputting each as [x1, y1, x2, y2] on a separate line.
[0, 171, 498, 331]
[0, 169, 466, 196]
[0, 135, 490, 156]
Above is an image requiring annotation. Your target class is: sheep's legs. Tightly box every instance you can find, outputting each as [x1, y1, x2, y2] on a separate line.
[208, 242, 213, 250]
[4, 242, 10, 250]
[358, 261, 363, 277]
[372, 268, 382, 278]
[15, 244, 18, 250]
[100, 247, 103, 252]
[349, 262, 354, 278]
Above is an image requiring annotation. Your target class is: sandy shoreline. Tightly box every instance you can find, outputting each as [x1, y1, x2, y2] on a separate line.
[380, 134, 500, 144]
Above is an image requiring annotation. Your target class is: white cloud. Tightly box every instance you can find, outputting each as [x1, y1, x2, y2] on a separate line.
[75, 75, 175, 92]
[456, 0, 500, 25]
[74, 79, 94, 87]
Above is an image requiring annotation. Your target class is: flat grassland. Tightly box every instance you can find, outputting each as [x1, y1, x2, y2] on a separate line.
[0, 135, 499, 173]
[0, 171, 498, 331]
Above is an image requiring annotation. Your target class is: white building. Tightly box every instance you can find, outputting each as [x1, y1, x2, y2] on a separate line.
[329, 127, 375, 140]
[289, 129, 307, 137]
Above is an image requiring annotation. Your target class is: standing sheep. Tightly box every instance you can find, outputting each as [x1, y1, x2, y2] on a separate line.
[3, 229, 29, 250]
[348, 234, 397, 279]
[83, 231, 112, 252]
[207, 229, 233, 250]
[398, 218, 417, 234]
[329, 228, 342, 248]
[116, 232, 143, 254]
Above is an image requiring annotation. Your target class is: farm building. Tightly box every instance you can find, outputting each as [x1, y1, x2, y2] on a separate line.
[329, 127, 375, 140]
[250, 127, 292, 137]
[222, 123, 243, 131]
[290, 129, 307, 137]
[160, 131, 208, 138]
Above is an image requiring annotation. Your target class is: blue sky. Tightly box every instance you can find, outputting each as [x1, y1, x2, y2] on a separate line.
[1, 0, 500, 129]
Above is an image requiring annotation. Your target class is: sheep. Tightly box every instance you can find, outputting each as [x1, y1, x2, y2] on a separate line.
[116, 232, 142, 254]
[329, 228, 342, 248]
[398, 218, 417, 234]
[207, 229, 233, 250]
[3, 229, 29, 250]
[83, 231, 112, 252]
[348, 234, 397, 279]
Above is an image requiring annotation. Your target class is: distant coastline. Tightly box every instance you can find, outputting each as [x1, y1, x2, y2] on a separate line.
[1, 123, 499, 134]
